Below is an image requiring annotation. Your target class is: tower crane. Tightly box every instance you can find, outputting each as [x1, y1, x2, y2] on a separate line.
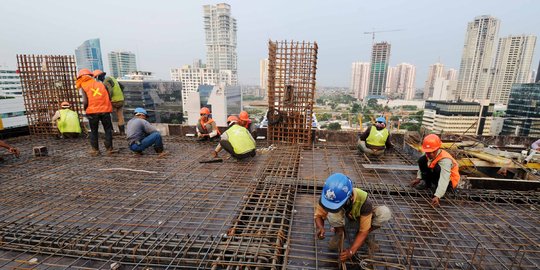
[363, 29, 404, 44]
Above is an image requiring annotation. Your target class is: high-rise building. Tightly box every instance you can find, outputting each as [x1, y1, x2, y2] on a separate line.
[108, 51, 137, 78]
[422, 100, 494, 135]
[74, 38, 103, 71]
[350, 62, 370, 100]
[423, 63, 445, 99]
[0, 68, 22, 96]
[456, 15, 500, 101]
[387, 63, 416, 100]
[446, 68, 457, 81]
[170, 60, 219, 112]
[260, 59, 269, 97]
[203, 3, 237, 86]
[501, 83, 540, 136]
[536, 60, 540, 83]
[0, 67, 26, 130]
[368, 42, 391, 98]
[489, 35, 536, 104]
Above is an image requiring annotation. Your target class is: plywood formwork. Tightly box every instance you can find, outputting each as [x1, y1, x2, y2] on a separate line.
[267, 40, 318, 146]
[16, 55, 82, 137]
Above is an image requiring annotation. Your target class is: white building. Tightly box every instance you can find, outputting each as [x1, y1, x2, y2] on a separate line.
[108, 51, 137, 79]
[0, 68, 22, 96]
[422, 100, 494, 136]
[423, 63, 445, 99]
[186, 84, 241, 127]
[456, 15, 500, 101]
[387, 63, 416, 100]
[446, 68, 457, 81]
[171, 60, 219, 113]
[204, 3, 237, 86]
[431, 77, 457, 101]
[0, 96, 27, 130]
[350, 62, 370, 100]
[259, 58, 269, 97]
[489, 35, 537, 105]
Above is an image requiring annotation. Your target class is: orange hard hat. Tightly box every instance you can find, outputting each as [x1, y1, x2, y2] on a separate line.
[77, 69, 93, 78]
[227, 115, 239, 125]
[239, 111, 249, 121]
[422, 134, 442, 153]
[92, 69, 105, 77]
[61, 101, 70, 108]
[200, 107, 211, 115]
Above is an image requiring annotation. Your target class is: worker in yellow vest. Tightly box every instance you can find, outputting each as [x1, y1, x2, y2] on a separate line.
[357, 116, 392, 156]
[93, 70, 126, 135]
[212, 116, 256, 160]
[410, 134, 460, 207]
[51, 101, 81, 138]
[315, 173, 392, 261]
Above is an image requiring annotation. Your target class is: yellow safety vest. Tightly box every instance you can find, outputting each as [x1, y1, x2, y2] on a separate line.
[226, 125, 255, 154]
[349, 188, 368, 221]
[366, 126, 389, 147]
[58, 109, 81, 134]
[106, 77, 124, 103]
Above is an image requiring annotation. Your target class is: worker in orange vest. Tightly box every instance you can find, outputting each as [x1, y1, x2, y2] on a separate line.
[76, 69, 114, 156]
[196, 107, 220, 141]
[410, 134, 460, 207]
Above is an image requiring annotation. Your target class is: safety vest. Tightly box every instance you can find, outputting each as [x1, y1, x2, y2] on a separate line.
[429, 149, 460, 188]
[225, 124, 256, 154]
[366, 126, 389, 147]
[79, 77, 112, 114]
[105, 77, 124, 102]
[58, 109, 81, 134]
[198, 118, 221, 135]
[348, 188, 368, 221]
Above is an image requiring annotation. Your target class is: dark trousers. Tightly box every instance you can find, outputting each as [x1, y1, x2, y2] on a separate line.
[220, 140, 256, 160]
[418, 155, 442, 189]
[87, 113, 113, 151]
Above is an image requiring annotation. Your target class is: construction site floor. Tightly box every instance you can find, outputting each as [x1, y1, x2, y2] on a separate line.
[0, 136, 539, 269]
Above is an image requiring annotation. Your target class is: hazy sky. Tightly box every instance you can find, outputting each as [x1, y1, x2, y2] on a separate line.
[1, 0, 539, 88]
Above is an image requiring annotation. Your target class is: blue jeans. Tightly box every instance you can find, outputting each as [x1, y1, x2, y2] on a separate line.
[129, 132, 163, 153]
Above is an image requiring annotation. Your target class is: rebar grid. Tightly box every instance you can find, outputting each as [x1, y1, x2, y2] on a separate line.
[267, 40, 318, 146]
[16, 54, 82, 137]
[0, 136, 538, 269]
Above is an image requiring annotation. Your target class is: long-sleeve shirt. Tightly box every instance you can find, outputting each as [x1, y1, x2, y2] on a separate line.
[416, 154, 453, 198]
[126, 118, 158, 145]
[532, 139, 540, 150]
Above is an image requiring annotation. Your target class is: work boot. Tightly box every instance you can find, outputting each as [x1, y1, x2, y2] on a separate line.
[118, 125, 125, 136]
[89, 149, 100, 157]
[106, 148, 119, 156]
[154, 147, 168, 157]
[414, 180, 427, 190]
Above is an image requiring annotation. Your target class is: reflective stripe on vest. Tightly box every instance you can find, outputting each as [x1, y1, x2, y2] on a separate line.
[349, 188, 368, 221]
[107, 77, 124, 102]
[366, 126, 389, 147]
[428, 149, 460, 188]
[58, 109, 81, 134]
[225, 125, 255, 154]
[82, 80, 112, 114]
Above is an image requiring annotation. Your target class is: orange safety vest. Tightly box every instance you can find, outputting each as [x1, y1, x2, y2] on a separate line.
[78, 76, 112, 114]
[429, 149, 460, 188]
[199, 118, 221, 135]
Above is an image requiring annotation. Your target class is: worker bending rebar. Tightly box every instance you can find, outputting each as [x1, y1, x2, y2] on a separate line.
[315, 173, 392, 261]
[357, 116, 392, 156]
[410, 134, 460, 207]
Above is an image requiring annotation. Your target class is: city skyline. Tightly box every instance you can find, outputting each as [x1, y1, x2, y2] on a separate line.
[1, 0, 539, 88]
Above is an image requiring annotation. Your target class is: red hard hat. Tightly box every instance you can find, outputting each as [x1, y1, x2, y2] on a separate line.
[92, 69, 105, 77]
[77, 69, 93, 78]
[61, 101, 70, 108]
[239, 111, 249, 121]
[422, 134, 442, 153]
[200, 107, 211, 115]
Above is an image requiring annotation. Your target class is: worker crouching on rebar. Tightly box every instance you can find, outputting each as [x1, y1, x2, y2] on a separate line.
[126, 108, 166, 156]
[315, 173, 392, 262]
[410, 134, 460, 207]
[212, 116, 256, 160]
[357, 117, 392, 156]
[197, 107, 221, 141]
[51, 101, 81, 139]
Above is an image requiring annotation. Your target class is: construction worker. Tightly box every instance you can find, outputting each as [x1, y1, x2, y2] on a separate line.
[357, 116, 392, 156]
[238, 111, 252, 130]
[315, 173, 392, 261]
[126, 107, 165, 155]
[76, 68, 114, 156]
[197, 107, 220, 141]
[212, 115, 256, 160]
[51, 101, 81, 138]
[524, 138, 540, 164]
[410, 134, 460, 207]
[93, 70, 126, 135]
[0, 140, 20, 159]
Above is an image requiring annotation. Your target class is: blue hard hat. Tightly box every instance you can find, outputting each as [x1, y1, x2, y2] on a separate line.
[320, 173, 353, 211]
[134, 107, 148, 115]
[376, 117, 386, 124]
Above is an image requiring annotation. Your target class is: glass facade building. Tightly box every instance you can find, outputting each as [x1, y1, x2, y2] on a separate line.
[74, 39, 104, 71]
[108, 51, 137, 79]
[501, 83, 540, 136]
[368, 42, 391, 98]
